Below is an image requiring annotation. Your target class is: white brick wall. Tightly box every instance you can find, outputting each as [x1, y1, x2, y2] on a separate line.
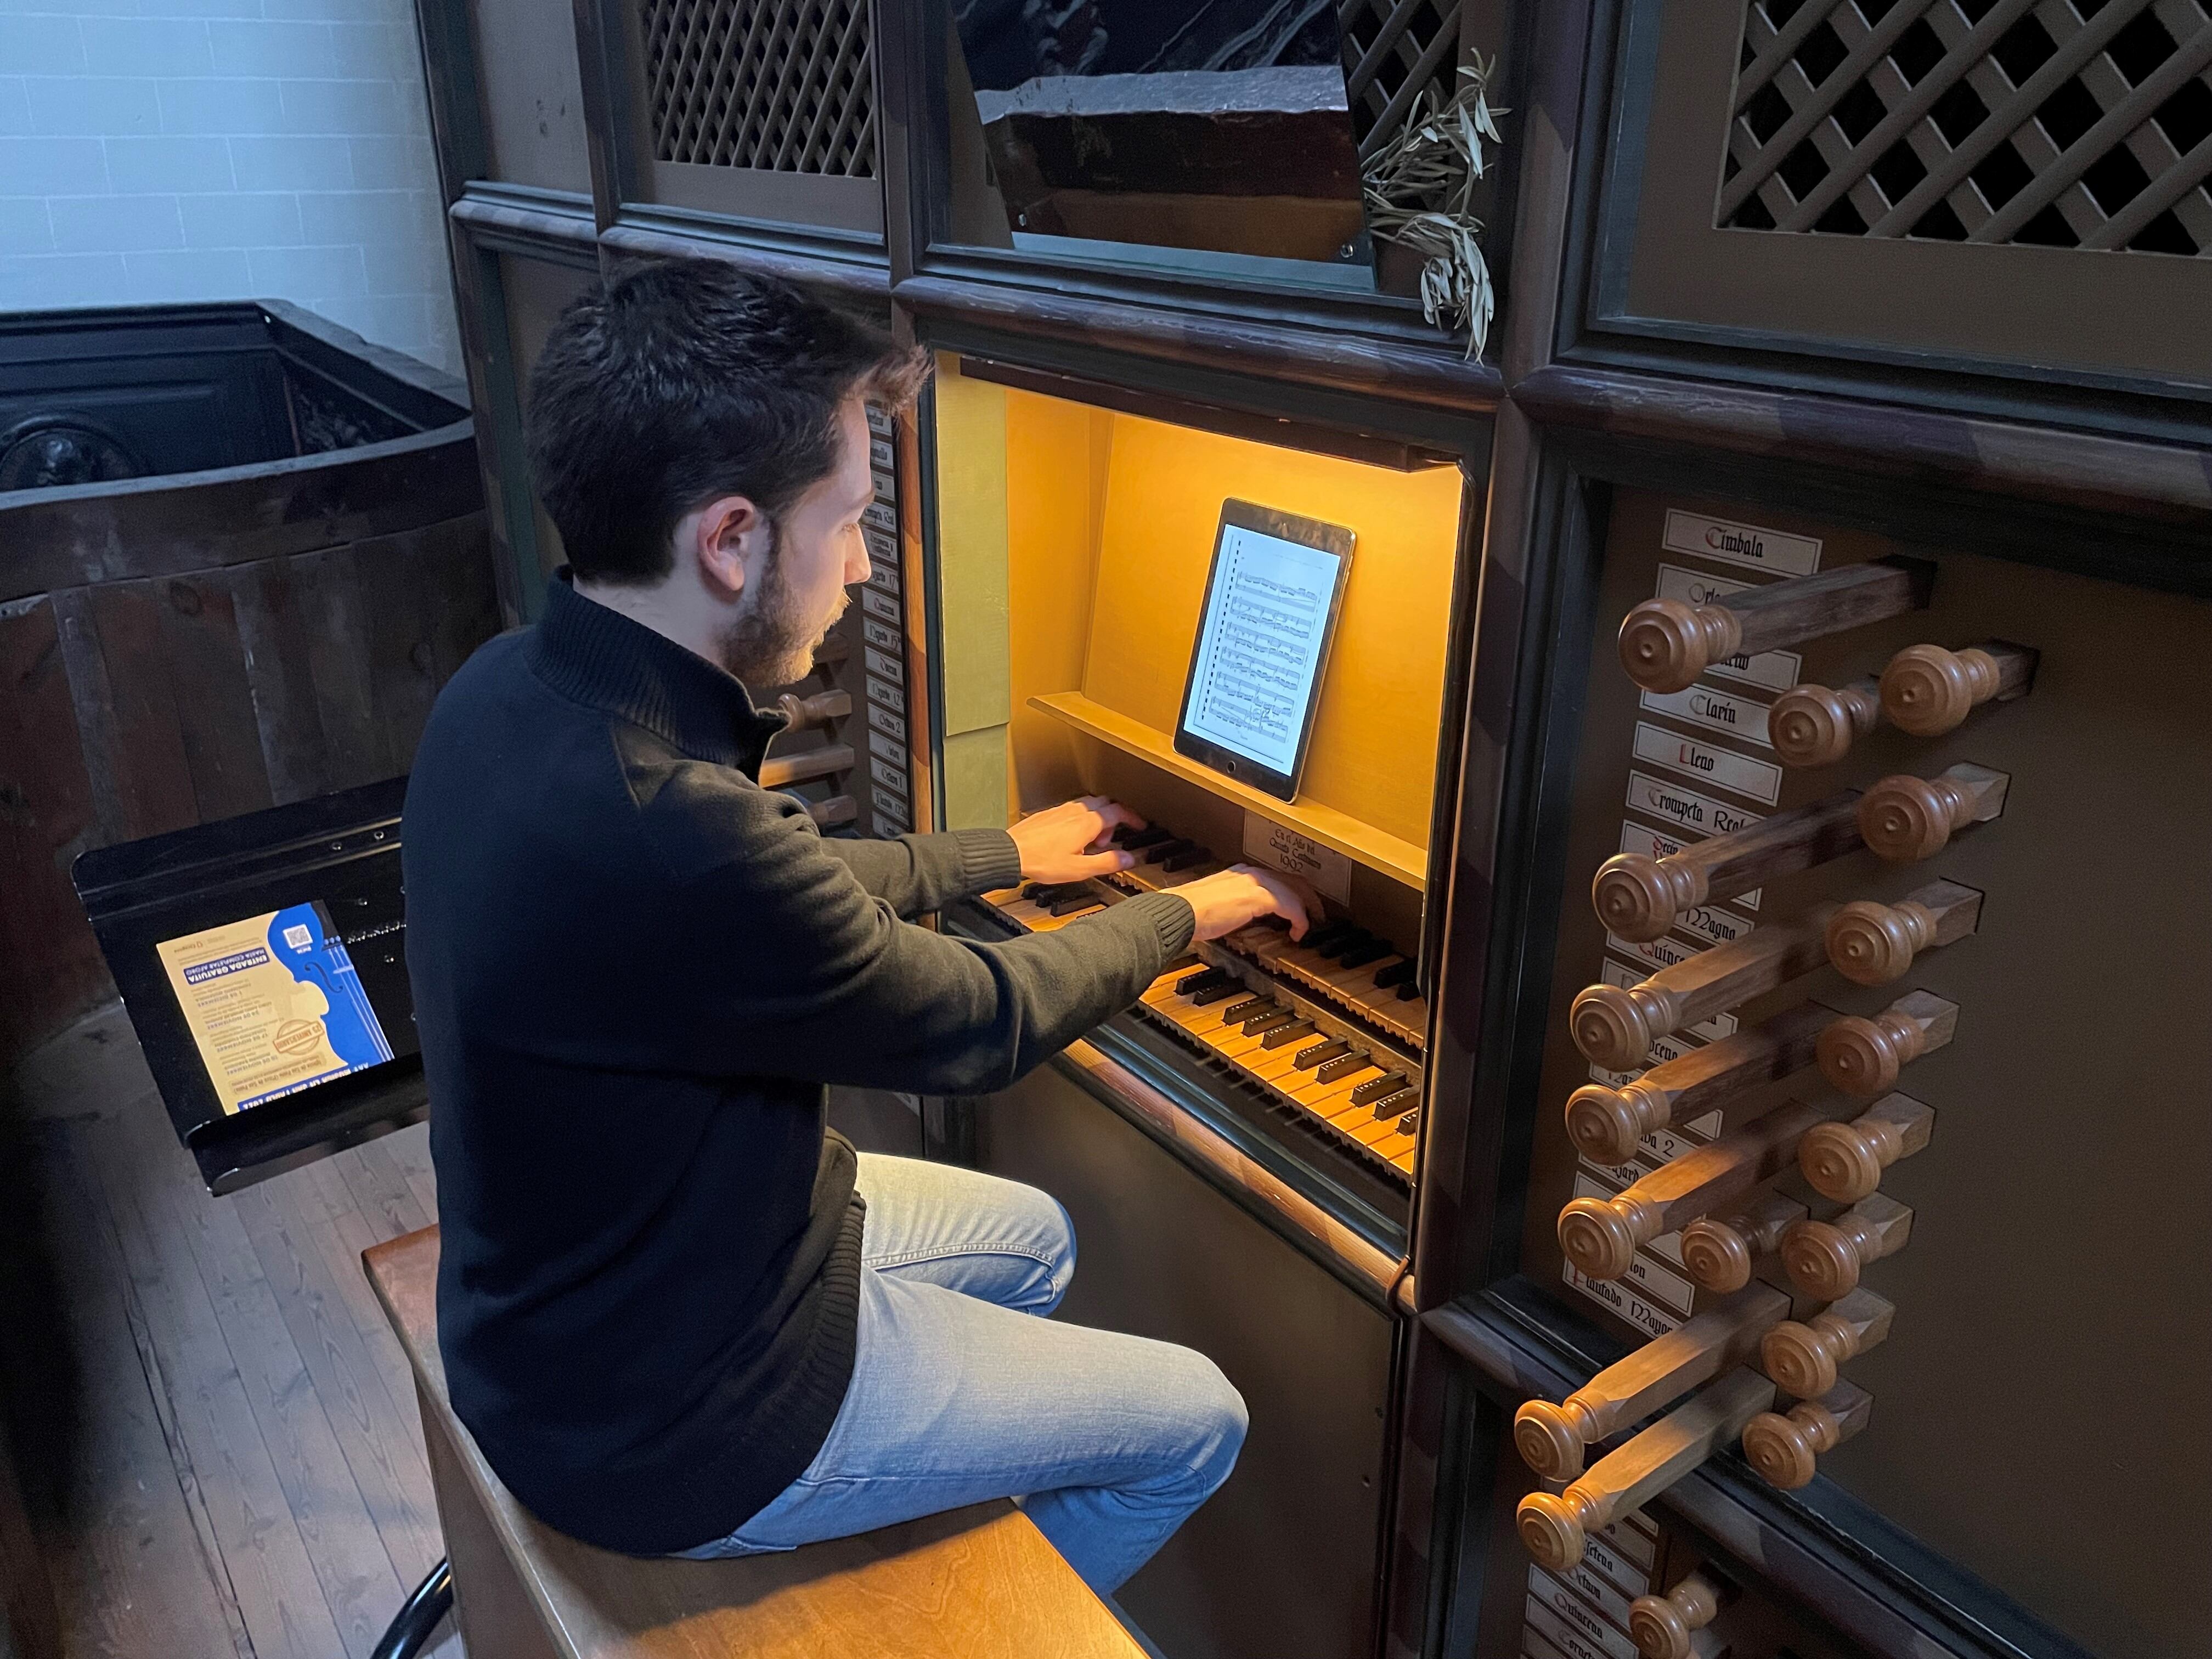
[0, 0, 462, 378]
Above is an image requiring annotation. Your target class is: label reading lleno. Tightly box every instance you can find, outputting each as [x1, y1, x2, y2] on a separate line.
[1630, 720, 1782, 806]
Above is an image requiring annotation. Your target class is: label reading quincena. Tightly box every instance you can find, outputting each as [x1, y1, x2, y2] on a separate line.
[1662, 509, 1822, 576]
[1630, 721, 1782, 806]
[1638, 684, 1776, 749]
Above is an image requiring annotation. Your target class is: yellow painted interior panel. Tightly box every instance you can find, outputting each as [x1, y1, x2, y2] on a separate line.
[930, 357, 1013, 740]
[1004, 387, 1113, 816]
[1082, 416, 1462, 851]
[932, 357, 1464, 876]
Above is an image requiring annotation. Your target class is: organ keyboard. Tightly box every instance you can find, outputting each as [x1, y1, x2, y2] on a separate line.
[977, 819, 1426, 1182]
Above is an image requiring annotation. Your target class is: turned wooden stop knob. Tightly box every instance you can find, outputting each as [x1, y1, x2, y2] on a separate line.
[1620, 599, 1743, 694]
[1565, 1080, 1667, 1167]
[1742, 1402, 1843, 1490]
[1559, 1198, 1645, 1280]
[1570, 983, 1668, 1072]
[1798, 1095, 1933, 1202]
[1514, 1399, 1597, 1483]
[777, 686, 852, 731]
[1768, 679, 1878, 768]
[1517, 1488, 1604, 1572]
[1679, 1195, 1802, 1295]
[1628, 1573, 1723, 1659]
[1880, 644, 2001, 735]
[1593, 855, 1704, 943]
[1825, 900, 1929, 985]
[1781, 1197, 1912, 1300]
[1857, 768, 2006, 862]
[1760, 1293, 1893, 1398]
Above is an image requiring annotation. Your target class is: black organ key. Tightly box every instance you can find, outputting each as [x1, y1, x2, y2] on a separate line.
[1048, 891, 1101, 916]
[1222, 996, 1275, 1023]
[1338, 939, 1392, 969]
[1260, 1020, 1317, 1051]
[1192, 980, 1242, 1006]
[1294, 1039, 1350, 1069]
[1395, 983, 1420, 1001]
[1116, 825, 1171, 849]
[1163, 955, 1200, 976]
[1161, 844, 1212, 872]
[1350, 1072, 1412, 1107]
[1317, 1052, 1374, 1084]
[1372, 958, 1417, 989]
[1242, 1008, 1295, 1036]
[1143, 838, 1194, 866]
[1304, 921, 1360, 955]
[1393, 1110, 1420, 1135]
[1176, 966, 1232, 996]
[1368, 1088, 1419, 1121]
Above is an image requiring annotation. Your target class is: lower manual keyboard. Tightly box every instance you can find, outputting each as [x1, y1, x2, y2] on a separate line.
[980, 882, 1420, 1181]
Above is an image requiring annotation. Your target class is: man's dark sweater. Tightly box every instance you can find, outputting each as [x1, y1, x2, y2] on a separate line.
[402, 575, 1194, 1554]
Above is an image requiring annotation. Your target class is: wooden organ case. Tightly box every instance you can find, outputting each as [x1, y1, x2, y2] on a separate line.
[922, 353, 1480, 1659]
[1406, 5, 2212, 1659]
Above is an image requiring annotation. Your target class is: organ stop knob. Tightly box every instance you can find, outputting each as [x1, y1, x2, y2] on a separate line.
[1741, 1382, 1875, 1490]
[1616, 560, 1932, 694]
[1878, 640, 2036, 736]
[1781, 1194, 1913, 1300]
[1679, 1191, 1807, 1295]
[1513, 1285, 1786, 1481]
[1571, 910, 1836, 1070]
[1768, 676, 1880, 768]
[1856, 764, 2008, 861]
[1593, 791, 1863, 943]
[1798, 1093, 1935, 1203]
[1517, 1369, 1776, 1571]
[1628, 1572, 1724, 1659]
[1825, 880, 1982, 986]
[1565, 1003, 1831, 1166]
[1760, 1289, 1895, 1398]
[1559, 1100, 1832, 1280]
[1815, 990, 1957, 1097]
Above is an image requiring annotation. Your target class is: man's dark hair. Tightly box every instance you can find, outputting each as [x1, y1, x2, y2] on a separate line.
[526, 260, 927, 585]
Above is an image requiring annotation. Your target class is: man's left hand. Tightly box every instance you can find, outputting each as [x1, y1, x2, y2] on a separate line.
[1009, 796, 1146, 884]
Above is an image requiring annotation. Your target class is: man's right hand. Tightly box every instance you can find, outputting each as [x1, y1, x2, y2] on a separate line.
[1175, 864, 1318, 942]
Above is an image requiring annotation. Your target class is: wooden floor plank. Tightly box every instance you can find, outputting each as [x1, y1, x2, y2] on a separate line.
[86, 1101, 353, 1659]
[15, 1120, 253, 1659]
[230, 1180, 445, 1593]
[114, 1101, 408, 1659]
[377, 1124, 439, 1224]
[329, 1142, 432, 1244]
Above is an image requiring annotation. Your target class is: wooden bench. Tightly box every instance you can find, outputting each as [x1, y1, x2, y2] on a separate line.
[363, 1225, 1147, 1659]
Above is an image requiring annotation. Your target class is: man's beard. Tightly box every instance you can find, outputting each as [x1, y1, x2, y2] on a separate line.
[716, 528, 845, 688]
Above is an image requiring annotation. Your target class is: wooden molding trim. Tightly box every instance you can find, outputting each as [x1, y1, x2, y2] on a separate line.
[1054, 1038, 1403, 1302]
[896, 274, 1505, 414]
[1512, 363, 2212, 525]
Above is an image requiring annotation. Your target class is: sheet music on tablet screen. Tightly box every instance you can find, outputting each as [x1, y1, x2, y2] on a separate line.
[1185, 526, 1344, 777]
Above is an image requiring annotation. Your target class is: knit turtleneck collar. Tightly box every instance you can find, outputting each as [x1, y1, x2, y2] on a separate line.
[524, 571, 787, 774]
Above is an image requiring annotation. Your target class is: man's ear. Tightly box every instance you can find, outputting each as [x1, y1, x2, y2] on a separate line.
[691, 494, 765, 600]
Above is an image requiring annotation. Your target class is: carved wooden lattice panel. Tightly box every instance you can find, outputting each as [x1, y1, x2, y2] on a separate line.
[1341, 0, 1465, 155]
[639, 0, 875, 175]
[1718, 0, 2212, 254]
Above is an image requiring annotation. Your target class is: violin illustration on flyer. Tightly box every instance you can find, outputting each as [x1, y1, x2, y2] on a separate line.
[155, 900, 396, 1114]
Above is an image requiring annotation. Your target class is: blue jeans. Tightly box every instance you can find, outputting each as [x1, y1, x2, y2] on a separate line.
[673, 1153, 1248, 1593]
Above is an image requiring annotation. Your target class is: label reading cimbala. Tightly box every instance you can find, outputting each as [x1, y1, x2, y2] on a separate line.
[1619, 819, 1760, 911]
[1624, 771, 1763, 838]
[1638, 683, 1777, 748]
[1662, 509, 1822, 576]
[1630, 720, 1783, 806]
[1654, 565, 1802, 692]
